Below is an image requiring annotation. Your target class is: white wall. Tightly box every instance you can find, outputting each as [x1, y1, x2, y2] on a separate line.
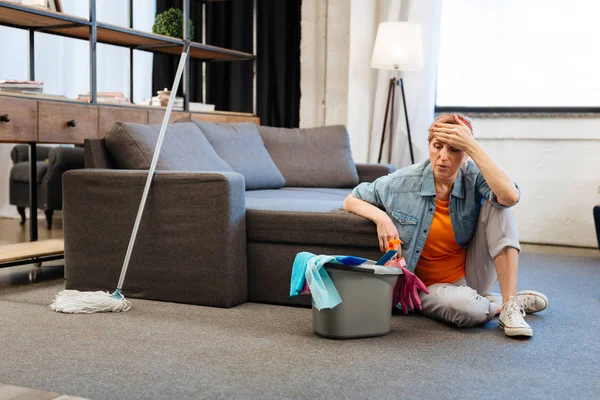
[302, 0, 442, 165]
[301, 0, 375, 162]
[0, 0, 155, 218]
[299, 0, 326, 128]
[300, 0, 351, 129]
[346, 0, 378, 163]
[472, 118, 600, 248]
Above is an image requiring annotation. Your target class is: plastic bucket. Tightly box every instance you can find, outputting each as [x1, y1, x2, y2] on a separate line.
[312, 263, 401, 339]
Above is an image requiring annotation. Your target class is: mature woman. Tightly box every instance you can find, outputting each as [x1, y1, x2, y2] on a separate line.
[343, 114, 547, 337]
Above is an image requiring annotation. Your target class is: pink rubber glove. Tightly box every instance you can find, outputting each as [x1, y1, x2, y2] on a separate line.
[389, 259, 429, 314]
[400, 265, 429, 312]
[393, 274, 406, 310]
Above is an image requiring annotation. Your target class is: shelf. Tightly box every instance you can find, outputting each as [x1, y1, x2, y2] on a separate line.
[0, 1, 89, 29]
[0, 1, 254, 61]
[0, 239, 63, 264]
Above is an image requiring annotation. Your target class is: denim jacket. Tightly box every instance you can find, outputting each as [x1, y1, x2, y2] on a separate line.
[351, 159, 520, 273]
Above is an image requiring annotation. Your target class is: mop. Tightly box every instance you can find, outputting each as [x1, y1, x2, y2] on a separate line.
[50, 42, 191, 313]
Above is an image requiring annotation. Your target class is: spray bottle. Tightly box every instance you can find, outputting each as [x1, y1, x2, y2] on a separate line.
[386, 239, 406, 268]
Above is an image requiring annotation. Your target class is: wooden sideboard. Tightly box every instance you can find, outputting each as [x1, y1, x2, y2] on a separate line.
[0, 93, 260, 247]
[0, 94, 260, 145]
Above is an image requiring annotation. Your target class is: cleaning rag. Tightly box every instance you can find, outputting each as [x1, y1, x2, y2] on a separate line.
[290, 252, 315, 297]
[290, 252, 343, 310]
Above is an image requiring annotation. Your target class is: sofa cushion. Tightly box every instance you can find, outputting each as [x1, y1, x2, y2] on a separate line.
[246, 208, 378, 248]
[104, 122, 233, 172]
[245, 187, 378, 248]
[257, 125, 359, 188]
[188, 120, 286, 190]
[245, 187, 351, 212]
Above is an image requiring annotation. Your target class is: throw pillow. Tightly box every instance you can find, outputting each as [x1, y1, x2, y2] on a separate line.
[189, 120, 286, 190]
[257, 125, 359, 188]
[104, 122, 233, 172]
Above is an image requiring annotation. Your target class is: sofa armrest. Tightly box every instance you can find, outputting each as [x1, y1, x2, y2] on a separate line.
[62, 169, 247, 307]
[48, 146, 85, 172]
[10, 144, 51, 164]
[40, 147, 85, 210]
[355, 163, 396, 183]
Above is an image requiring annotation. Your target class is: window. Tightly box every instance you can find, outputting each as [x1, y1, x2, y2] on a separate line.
[435, 0, 600, 109]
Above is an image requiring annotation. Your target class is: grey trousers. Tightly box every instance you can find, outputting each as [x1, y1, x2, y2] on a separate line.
[418, 200, 521, 328]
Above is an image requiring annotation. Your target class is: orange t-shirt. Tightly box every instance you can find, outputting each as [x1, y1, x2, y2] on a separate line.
[414, 198, 466, 286]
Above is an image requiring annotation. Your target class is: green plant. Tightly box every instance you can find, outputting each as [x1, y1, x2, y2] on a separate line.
[152, 8, 195, 40]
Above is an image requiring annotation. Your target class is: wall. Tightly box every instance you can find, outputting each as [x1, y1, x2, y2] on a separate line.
[301, 0, 442, 166]
[300, 0, 381, 162]
[299, 0, 351, 129]
[472, 117, 600, 248]
[346, 0, 378, 163]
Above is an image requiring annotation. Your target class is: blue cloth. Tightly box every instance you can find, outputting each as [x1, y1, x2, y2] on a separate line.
[290, 252, 344, 310]
[352, 159, 520, 273]
[290, 252, 315, 297]
[334, 256, 368, 266]
[290, 254, 369, 297]
[304, 255, 341, 310]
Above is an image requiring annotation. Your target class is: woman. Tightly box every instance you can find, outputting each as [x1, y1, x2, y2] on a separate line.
[343, 114, 547, 337]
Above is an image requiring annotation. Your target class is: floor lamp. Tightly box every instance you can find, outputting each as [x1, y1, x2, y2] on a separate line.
[371, 22, 423, 164]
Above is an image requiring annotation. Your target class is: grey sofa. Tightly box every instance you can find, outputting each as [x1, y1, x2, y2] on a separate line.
[62, 121, 395, 308]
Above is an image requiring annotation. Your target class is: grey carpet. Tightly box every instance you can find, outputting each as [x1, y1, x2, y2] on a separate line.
[0, 251, 598, 400]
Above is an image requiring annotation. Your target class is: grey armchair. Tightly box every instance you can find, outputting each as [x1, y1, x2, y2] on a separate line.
[9, 144, 84, 229]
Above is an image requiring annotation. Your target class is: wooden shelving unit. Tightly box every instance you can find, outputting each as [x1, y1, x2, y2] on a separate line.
[0, 2, 253, 62]
[0, 0, 256, 250]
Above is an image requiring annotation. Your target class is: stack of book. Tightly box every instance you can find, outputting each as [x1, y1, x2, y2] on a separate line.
[0, 80, 43, 94]
[77, 92, 129, 104]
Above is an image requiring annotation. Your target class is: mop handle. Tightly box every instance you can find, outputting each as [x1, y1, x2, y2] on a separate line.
[116, 41, 191, 290]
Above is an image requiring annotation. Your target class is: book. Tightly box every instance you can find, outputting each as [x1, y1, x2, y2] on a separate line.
[0, 80, 43, 84]
[189, 102, 216, 112]
[0, 80, 43, 90]
[0, 85, 43, 91]
[77, 91, 129, 103]
[22, 0, 48, 9]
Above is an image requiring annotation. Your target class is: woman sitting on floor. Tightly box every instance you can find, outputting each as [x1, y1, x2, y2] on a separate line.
[343, 114, 548, 337]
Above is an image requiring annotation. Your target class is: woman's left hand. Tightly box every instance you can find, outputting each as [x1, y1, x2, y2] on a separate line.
[430, 115, 478, 154]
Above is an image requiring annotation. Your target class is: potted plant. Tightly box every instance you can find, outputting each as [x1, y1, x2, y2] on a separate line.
[152, 8, 195, 40]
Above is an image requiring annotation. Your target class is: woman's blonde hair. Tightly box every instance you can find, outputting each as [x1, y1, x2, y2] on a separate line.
[428, 113, 473, 142]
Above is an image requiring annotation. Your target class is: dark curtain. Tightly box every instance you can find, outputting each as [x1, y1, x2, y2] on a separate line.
[152, 0, 301, 127]
[153, 0, 204, 101]
[205, 0, 254, 114]
[256, 0, 301, 127]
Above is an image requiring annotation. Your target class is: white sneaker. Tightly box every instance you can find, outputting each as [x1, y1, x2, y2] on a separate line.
[485, 290, 548, 314]
[516, 290, 548, 314]
[499, 297, 532, 337]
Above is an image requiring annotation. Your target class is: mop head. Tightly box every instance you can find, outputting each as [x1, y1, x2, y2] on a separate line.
[50, 289, 131, 313]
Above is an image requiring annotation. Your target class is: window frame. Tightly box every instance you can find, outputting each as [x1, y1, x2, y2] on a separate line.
[435, 106, 600, 114]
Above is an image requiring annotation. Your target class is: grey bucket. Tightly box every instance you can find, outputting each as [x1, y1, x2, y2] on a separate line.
[312, 263, 402, 339]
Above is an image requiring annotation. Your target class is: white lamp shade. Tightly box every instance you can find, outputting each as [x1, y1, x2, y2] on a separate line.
[371, 22, 423, 71]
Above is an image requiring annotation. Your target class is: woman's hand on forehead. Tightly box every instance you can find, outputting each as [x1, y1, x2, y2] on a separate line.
[429, 115, 476, 153]
[433, 115, 455, 125]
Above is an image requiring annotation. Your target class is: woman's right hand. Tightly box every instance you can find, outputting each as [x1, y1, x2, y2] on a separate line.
[375, 215, 401, 254]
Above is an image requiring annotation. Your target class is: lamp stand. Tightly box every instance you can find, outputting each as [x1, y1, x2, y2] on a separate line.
[377, 77, 415, 164]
